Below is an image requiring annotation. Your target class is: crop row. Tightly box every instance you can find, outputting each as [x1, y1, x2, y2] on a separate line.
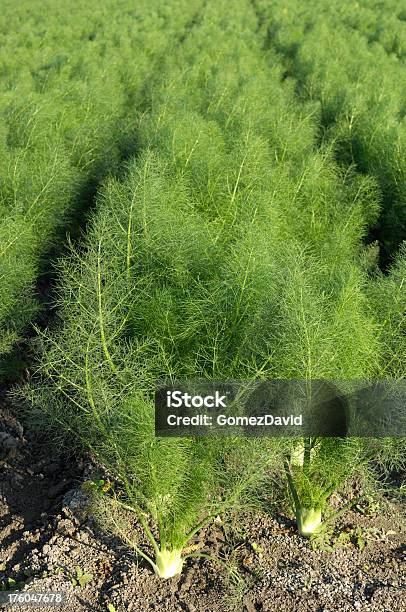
[317, 0, 406, 59]
[254, 0, 406, 267]
[0, 0, 203, 370]
[22, 0, 406, 579]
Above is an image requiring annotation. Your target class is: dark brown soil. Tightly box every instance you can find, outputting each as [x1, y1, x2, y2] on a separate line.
[1, 406, 405, 612]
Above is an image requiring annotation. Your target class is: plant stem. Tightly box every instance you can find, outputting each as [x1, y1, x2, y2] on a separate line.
[97, 239, 118, 375]
[113, 498, 160, 556]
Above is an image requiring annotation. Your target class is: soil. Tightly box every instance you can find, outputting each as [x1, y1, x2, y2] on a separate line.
[0, 404, 405, 612]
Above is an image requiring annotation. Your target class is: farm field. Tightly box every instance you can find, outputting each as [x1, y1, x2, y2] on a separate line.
[0, 1, 405, 611]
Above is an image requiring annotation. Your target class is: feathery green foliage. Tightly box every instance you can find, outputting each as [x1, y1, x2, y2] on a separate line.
[254, 0, 406, 267]
[24, 0, 295, 577]
[0, 0, 203, 374]
[19, 0, 406, 569]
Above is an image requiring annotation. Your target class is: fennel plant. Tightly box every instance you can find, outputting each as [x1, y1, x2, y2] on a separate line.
[22, 0, 406, 563]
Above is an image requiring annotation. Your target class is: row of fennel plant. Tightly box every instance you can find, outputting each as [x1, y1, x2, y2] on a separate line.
[24, 0, 291, 578]
[23, 0, 405, 578]
[254, 0, 406, 267]
[309, 0, 406, 60]
[0, 0, 203, 372]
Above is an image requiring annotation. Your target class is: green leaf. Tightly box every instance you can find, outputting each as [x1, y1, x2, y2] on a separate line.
[78, 573, 93, 587]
